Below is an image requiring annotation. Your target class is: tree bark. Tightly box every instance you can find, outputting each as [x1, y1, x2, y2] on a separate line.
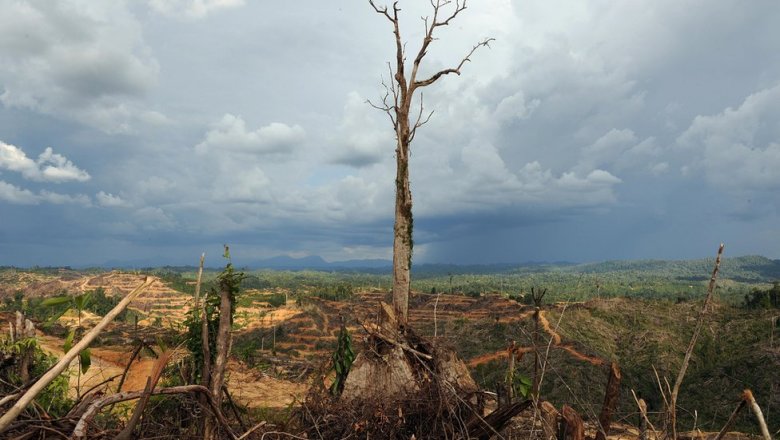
[559, 405, 585, 440]
[210, 280, 233, 406]
[392, 108, 412, 325]
[540, 400, 560, 440]
[595, 362, 622, 440]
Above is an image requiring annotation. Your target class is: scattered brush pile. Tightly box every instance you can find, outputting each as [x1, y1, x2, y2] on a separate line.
[298, 303, 530, 439]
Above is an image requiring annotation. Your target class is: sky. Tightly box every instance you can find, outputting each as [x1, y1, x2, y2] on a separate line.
[0, 0, 779, 267]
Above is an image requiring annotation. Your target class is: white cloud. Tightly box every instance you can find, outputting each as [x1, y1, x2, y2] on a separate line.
[0, 181, 38, 205]
[676, 84, 780, 190]
[36, 147, 91, 183]
[147, 0, 245, 19]
[0, 142, 90, 183]
[39, 190, 91, 206]
[96, 191, 129, 207]
[195, 114, 305, 155]
[331, 92, 391, 168]
[211, 166, 271, 203]
[0, 1, 160, 132]
[0, 180, 91, 206]
[134, 206, 178, 230]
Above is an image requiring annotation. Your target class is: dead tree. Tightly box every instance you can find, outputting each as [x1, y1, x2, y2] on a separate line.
[668, 243, 724, 439]
[368, 0, 493, 325]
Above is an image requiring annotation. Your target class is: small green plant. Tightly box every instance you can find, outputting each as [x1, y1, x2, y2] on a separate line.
[510, 372, 533, 398]
[182, 246, 244, 385]
[329, 323, 355, 397]
[0, 336, 72, 417]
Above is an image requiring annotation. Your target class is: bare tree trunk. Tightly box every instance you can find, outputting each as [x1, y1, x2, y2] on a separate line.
[210, 282, 233, 405]
[198, 254, 214, 439]
[668, 243, 724, 440]
[392, 126, 413, 325]
[16, 314, 35, 384]
[0, 277, 154, 433]
[194, 253, 205, 321]
[532, 306, 541, 399]
[559, 405, 585, 440]
[201, 271, 212, 389]
[506, 342, 516, 402]
[595, 362, 622, 440]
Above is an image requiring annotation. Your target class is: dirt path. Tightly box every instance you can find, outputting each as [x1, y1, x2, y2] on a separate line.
[36, 332, 308, 407]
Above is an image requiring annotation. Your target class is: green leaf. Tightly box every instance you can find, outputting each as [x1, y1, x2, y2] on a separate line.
[41, 296, 72, 307]
[45, 308, 69, 325]
[73, 293, 91, 311]
[79, 349, 91, 374]
[63, 329, 75, 353]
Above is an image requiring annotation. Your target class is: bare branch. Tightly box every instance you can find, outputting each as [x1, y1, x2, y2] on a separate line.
[409, 93, 434, 143]
[71, 385, 237, 440]
[368, 0, 394, 22]
[413, 38, 494, 89]
[433, 0, 466, 28]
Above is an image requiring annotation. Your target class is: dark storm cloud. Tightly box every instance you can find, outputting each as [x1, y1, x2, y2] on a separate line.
[1, 0, 779, 265]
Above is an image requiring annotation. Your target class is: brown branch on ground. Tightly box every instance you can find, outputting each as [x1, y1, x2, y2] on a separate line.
[467, 398, 533, 440]
[71, 384, 237, 440]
